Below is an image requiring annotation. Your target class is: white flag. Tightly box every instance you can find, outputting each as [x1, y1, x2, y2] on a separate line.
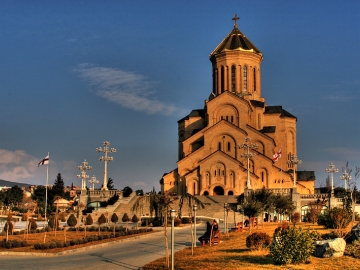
[38, 155, 49, 167]
[273, 149, 282, 162]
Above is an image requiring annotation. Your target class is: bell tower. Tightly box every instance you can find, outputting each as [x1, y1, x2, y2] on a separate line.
[210, 14, 263, 102]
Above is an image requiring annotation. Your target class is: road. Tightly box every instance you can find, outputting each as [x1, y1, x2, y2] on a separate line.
[0, 225, 204, 270]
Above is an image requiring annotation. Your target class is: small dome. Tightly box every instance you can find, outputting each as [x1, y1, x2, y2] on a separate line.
[210, 26, 262, 58]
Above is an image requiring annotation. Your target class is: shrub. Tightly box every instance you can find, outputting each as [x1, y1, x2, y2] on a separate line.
[48, 216, 59, 229]
[4, 221, 13, 233]
[246, 232, 272, 250]
[67, 214, 78, 228]
[56, 241, 64, 248]
[174, 217, 182, 227]
[86, 214, 94, 226]
[28, 218, 38, 231]
[270, 227, 315, 265]
[318, 207, 352, 236]
[181, 217, 192, 224]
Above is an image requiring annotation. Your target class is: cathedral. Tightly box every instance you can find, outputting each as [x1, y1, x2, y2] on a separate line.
[160, 16, 315, 198]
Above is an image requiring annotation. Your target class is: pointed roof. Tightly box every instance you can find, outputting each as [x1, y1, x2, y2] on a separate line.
[210, 24, 262, 58]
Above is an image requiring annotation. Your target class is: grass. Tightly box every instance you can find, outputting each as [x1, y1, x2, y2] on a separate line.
[141, 222, 360, 270]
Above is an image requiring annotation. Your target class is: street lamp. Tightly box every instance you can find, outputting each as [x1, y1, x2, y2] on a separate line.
[325, 162, 338, 196]
[96, 141, 116, 191]
[238, 137, 258, 189]
[170, 209, 176, 270]
[77, 160, 92, 190]
[224, 203, 228, 235]
[287, 154, 302, 188]
[340, 171, 352, 191]
[192, 205, 197, 249]
[88, 175, 99, 190]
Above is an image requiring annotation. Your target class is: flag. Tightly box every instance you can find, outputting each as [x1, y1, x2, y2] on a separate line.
[38, 155, 49, 167]
[273, 149, 282, 162]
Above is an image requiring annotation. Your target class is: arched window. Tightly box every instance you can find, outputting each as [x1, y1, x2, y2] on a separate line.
[231, 65, 236, 92]
[253, 68, 256, 92]
[193, 182, 196, 195]
[258, 113, 261, 129]
[243, 66, 248, 92]
[213, 68, 217, 94]
[227, 142, 231, 151]
[218, 142, 221, 151]
[261, 172, 264, 182]
[221, 66, 225, 93]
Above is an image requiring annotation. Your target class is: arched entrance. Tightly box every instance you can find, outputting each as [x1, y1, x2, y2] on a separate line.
[227, 191, 234, 195]
[213, 186, 224, 195]
[203, 191, 209, 196]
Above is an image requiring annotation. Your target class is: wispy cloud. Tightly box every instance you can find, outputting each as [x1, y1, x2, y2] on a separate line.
[75, 64, 187, 116]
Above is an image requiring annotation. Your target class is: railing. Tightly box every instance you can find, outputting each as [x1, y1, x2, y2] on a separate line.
[300, 194, 328, 199]
[268, 188, 292, 194]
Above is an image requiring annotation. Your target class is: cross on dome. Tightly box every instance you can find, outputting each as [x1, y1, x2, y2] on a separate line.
[232, 14, 240, 28]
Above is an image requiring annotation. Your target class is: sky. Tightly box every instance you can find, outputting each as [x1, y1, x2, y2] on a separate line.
[0, 1, 359, 192]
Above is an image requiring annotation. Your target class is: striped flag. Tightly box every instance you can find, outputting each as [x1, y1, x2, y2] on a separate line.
[273, 149, 282, 162]
[38, 155, 49, 167]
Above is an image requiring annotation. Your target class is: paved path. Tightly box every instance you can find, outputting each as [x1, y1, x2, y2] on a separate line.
[0, 225, 205, 270]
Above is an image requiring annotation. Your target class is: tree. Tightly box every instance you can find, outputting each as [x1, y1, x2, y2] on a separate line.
[4, 214, 13, 242]
[107, 178, 115, 190]
[307, 198, 327, 224]
[98, 213, 107, 234]
[122, 186, 133, 197]
[4, 186, 24, 207]
[84, 214, 93, 237]
[31, 185, 47, 216]
[135, 189, 144, 196]
[111, 213, 119, 235]
[67, 213, 77, 231]
[122, 213, 131, 231]
[52, 173, 65, 198]
[273, 194, 295, 221]
[132, 214, 140, 229]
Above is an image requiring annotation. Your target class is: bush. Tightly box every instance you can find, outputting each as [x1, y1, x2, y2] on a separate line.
[181, 217, 192, 224]
[174, 217, 182, 227]
[28, 218, 38, 231]
[318, 207, 352, 229]
[246, 232, 271, 250]
[67, 214, 78, 228]
[270, 227, 315, 265]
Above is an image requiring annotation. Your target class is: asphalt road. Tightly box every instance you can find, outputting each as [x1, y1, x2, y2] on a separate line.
[0, 225, 203, 270]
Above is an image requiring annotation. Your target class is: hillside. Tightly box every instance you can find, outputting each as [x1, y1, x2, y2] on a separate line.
[0, 179, 31, 188]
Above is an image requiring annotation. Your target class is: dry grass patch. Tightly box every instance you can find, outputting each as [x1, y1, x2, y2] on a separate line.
[142, 223, 360, 270]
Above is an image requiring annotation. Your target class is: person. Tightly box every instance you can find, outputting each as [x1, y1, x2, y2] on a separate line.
[198, 221, 212, 245]
[212, 219, 219, 231]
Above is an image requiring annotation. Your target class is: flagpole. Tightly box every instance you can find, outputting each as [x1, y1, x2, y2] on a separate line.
[44, 152, 49, 243]
[280, 147, 283, 194]
[45, 153, 48, 221]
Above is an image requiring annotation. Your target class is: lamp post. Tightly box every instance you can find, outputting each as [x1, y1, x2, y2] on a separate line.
[96, 141, 116, 191]
[88, 175, 99, 190]
[325, 162, 338, 196]
[170, 209, 176, 270]
[340, 171, 352, 191]
[77, 160, 92, 190]
[238, 137, 258, 189]
[287, 154, 302, 188]
[192, 205, 197, 249]
[224, 203, 228, 235]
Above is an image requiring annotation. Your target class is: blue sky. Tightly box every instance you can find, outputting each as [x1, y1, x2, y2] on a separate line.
[0, 1, 359, 191]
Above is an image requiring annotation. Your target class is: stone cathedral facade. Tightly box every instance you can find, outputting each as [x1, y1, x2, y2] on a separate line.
[160, 18, 315, 197]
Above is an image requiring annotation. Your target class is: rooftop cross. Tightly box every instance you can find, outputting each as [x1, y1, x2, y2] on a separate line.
[232, 14, 240, 28]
